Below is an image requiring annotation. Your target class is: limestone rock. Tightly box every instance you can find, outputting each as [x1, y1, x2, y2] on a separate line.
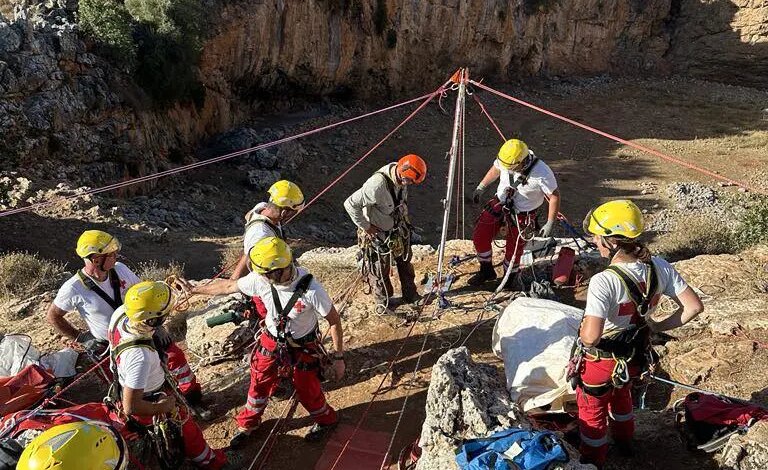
[185, 293, 256, 359]
[718, 421, 768, 470]
[416, 347, 590, 470]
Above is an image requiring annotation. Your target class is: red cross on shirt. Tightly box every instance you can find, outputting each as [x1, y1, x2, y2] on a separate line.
[293, 300, 306, 314]
[120, 280, 126, 289]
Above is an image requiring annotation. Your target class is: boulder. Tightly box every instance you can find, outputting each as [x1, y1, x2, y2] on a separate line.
[416, 347, 590, 470]
[718, 421, 768, 470]
[184, 293, 256, 360]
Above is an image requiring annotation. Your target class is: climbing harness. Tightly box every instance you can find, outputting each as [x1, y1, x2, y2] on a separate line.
[77, 268, 123, 311]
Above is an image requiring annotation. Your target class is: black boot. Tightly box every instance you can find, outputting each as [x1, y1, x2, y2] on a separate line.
[467, 262, 497, 286]
[304, 421, 339, 442]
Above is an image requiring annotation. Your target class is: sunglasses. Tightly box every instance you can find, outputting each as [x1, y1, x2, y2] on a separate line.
[144, 316, 166, 328]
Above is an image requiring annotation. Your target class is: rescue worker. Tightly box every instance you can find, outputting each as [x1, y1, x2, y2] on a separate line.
[16, 421, 127, 470]
[47, 230, 206, 414]
[180, 237, 345, 448]
[108, 281, 228, 469]
[344, 154, 427, 309]
[229, 180, 305, 280]
[468, 139, 561, 287]
[577, 199, 703, 468]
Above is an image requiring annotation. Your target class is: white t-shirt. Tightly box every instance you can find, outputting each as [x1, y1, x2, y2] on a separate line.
[494, 156, 557, 213]
[108, 306, 166, 393]
[585, 256, 688, 336]
[53, 262, 141, 340]
[243, 203, 282, 254]
[236, 267, 333, 339]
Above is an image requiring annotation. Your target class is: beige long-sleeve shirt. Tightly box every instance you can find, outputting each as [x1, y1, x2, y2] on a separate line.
[344, 163, 407, 232]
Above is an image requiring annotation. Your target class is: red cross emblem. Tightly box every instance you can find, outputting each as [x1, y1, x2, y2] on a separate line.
[120, 280, 127, 289]
[293, 300, 306, 314]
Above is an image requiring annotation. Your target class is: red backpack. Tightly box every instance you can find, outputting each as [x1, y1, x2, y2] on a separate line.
[675, 392, 768, 452]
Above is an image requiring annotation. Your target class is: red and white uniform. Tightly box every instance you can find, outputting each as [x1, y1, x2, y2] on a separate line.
[107, 308, 226, 469]
[235, 267, 338, 430]
[53, 262, 140, 340]
[472, 157, 557, 269]
[578, 257, 688, 467]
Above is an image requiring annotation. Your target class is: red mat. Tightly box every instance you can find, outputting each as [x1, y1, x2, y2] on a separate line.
[314, 424, 392, 470]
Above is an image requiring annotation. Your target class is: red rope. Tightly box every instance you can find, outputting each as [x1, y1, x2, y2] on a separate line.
[288, 83, 450, 223]
[0, 91, 441, 219]
[470, 80, 768, 196]
[472, 93, 506, 141]
[327, 291, 437, 470]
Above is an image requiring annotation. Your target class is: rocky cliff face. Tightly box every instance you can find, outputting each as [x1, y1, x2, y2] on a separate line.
[0, 0, 765, 183]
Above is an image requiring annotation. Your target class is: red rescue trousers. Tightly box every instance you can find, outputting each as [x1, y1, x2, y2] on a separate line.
[131, 403, 226, 469]
[236, 331, 337, 430]
[472, 199, 537, 269]
[577, 357, 640, 468]
[165, 342, 200, 396]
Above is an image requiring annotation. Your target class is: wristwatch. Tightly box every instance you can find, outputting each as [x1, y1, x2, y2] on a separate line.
[332, 352, 344, 361]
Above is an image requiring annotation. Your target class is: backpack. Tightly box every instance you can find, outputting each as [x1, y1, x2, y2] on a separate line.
[455, 428, 568, 470]
[675, 392, 768, 452]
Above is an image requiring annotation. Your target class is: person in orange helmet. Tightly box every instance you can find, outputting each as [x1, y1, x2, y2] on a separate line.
[344, 154, 427, 311]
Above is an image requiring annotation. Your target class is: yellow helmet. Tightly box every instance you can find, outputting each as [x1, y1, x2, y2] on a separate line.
[123, 281, 176, 324]
[268, 180, 305, 210]
[76, 230, 121, 258]
[583, 199, 644, 239]
[248, 237, 293, 274]
[497, 139, 530, 169]
[17, 421, 127, 470]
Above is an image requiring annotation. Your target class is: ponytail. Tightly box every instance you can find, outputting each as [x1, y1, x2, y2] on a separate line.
[614, 238, 652, 263]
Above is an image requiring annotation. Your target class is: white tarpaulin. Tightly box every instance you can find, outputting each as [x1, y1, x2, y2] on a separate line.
[491, 297, 583, 412]
[0, 334, 78, 378]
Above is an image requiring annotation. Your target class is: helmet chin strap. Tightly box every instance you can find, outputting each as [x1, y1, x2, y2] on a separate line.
[600, 237, 621, 260]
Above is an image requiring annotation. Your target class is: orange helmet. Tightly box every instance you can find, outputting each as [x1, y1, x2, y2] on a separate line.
[396, 154, 427, 184]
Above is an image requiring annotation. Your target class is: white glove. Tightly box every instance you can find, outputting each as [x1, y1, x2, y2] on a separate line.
[539, 219, 556, 238]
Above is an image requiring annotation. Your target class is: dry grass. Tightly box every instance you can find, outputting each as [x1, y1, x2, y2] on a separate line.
[135, 259, 185, 281]
[0, 251, 67, 303]
[217, 243, 243, 278]
[652, 215, 739, 261]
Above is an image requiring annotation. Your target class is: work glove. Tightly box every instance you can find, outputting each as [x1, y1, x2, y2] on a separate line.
[153, 325, 173, 349]
[538, 219, 556, 238]
[76, 331, 108, 357]
[471, 183, 486, 204]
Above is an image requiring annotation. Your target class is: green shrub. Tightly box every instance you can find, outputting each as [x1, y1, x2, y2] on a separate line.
[735, 202, 768, 249]
[78, 0, 205, 106]
[0, 252, 66, 303]
[78, 0, 137, 69]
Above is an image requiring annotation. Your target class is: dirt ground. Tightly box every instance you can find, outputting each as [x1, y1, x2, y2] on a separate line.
[2, 76, 768, 470]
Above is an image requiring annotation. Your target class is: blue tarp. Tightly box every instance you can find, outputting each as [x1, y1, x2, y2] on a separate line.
[455, 427, 568, 470]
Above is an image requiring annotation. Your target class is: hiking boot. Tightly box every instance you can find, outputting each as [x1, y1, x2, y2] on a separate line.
[271, 378, 294, 401]
[304, 421, 339, 442]
[185, 388, 214, 421]
[191, 404, 213, 421]
[467, 262, 497, 286]
[229, 426, 258, 449]
[401, 293, 423, 305]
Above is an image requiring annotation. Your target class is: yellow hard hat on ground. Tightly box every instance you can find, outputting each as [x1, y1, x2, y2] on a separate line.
[497, 139, 529, 169]
[583, 199, 644, 239]
[268, 180, 305, 210]
[17, 421, 126, 470]
[248, 237, 293, 274]
[76, 230, 121, 258]
[123, 281, 176, 324]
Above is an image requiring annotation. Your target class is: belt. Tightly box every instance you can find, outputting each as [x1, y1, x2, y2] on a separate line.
[264, 329, 319, 347]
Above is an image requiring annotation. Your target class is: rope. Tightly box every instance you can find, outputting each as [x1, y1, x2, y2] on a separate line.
[378, 306, 437, 470]
[0, 356, 110, 439]
[0, 91, 441, 219]
[327, 289, 438, 470]
[470, 80, 768, 196]
[288, 82, 450, 224]
[472, 93, 506, 141]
